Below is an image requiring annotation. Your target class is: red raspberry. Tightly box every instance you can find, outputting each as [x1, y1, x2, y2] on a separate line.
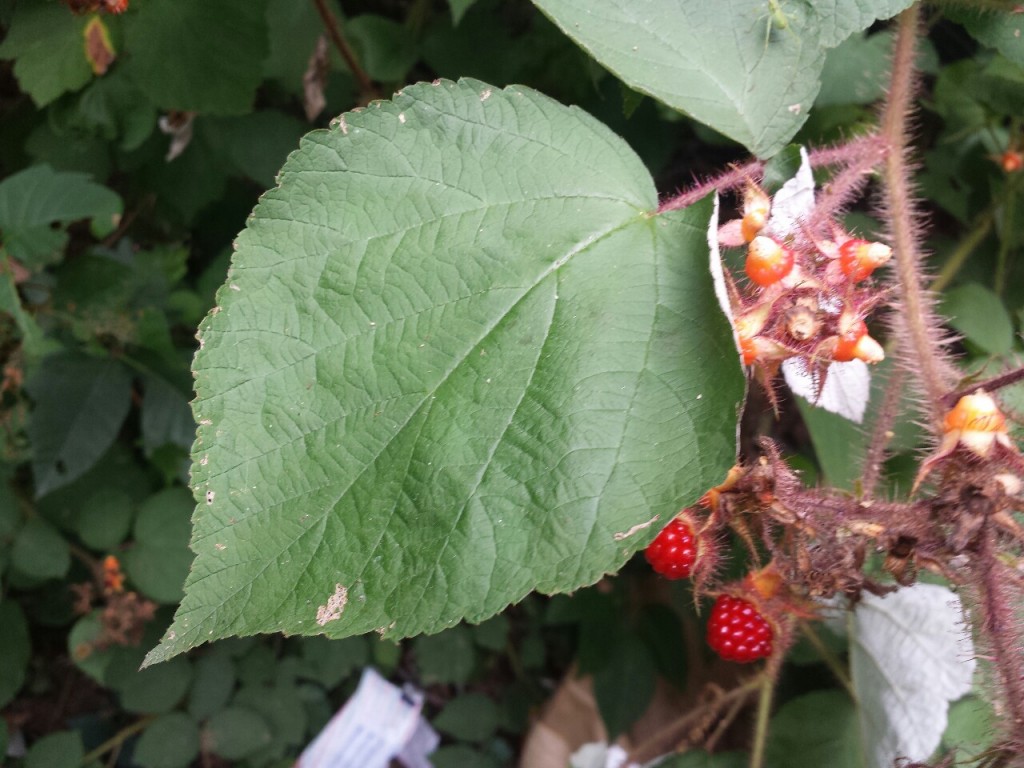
[644, 517, 698, 579]
[706, 594, 773, 663]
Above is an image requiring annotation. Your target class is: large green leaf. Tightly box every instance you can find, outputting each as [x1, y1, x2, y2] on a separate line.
[528, 0, 913, 157]
[147, 79, 742, 664]
[122, 0, 269, 115]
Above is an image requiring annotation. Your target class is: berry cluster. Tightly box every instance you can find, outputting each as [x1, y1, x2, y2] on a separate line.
[645, 510, 778, 664]
[719, 182, 891, 407]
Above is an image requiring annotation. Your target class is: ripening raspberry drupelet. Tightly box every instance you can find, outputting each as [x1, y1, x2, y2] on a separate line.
[745, 236, 794, 287]
[706, 594, 773, 663]
[644, 517, 698, 579]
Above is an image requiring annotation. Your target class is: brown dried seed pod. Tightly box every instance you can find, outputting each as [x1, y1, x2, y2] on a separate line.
[784, 305, 820, 341]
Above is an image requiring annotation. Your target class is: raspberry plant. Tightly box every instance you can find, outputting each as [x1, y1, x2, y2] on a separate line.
[151, 1, 1024, 764]
[3, 0, 1024, 766]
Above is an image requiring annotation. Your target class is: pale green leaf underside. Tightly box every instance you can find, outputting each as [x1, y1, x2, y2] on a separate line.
[529, 0, 914, 157]
[148, 79, 742, 664]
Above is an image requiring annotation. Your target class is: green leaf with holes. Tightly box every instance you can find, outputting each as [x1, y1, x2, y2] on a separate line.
[147, 79, 742, 664]
[528, 0, 914, 157]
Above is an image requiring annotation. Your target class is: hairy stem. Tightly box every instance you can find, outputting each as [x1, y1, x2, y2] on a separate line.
[809, 135, 886, 228]
[658, 135, 883, 214]
[311, 0, 378, 102]
[626, 675, 763, 764]
[940, 366, 1024, 407]
[878, 4, 952, 429]
[749, 672, 775, 768]
[972, 531, 1024, 738]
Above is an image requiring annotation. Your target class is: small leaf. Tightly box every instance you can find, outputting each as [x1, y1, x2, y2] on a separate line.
[817, 31, 893, 107]
[433, 693, 499, 743]
[75, 488, 134, 550]
[298, 636, 369, 689]
[25, 731, 84, 768]
[0, 3, 92, 106]
[945, 6, 1024, 67]
[347, 15, 418, 82]
[472, 614, 510, 651]
[942, 696, 995, 761]
[121, 0, 269, 115]
[0, 165, 122, 268]
[449, 0, 478, 24]
[941, 283, 1014, 356]
[118, 656, 193, 714]
[122, 488, 194, 604]
[0, 601, 30, 708]
[141, 376, 196, 457]
[415, 625, 476, 685]
[11, 517, 70, 580]
[766, 690, 861, 768]
[204, 707, 273, 760]
[68, 612, 114, 684]
[234, 683, 308, 748]
[187, 654, 237, 720]
[27, 353, 133, 497]
[431, 745, 501, 768]
[134, 713, 200, 768]
[592, 632, 657, 740]
[850, 583, 976, 766]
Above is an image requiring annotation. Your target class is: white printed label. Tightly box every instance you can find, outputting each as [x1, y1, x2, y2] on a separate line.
[298, 668, 433, 768]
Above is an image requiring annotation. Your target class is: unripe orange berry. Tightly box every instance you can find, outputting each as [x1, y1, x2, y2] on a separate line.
[745, 236, 794, 287]
[741, 210, 769, 242]
[943, 392, 1010, 459]
[740, 336, 758, 365]
[944, 393, 1007, 434]
[741, 186, 771, 243]
[839, 239, 892, 282]
[1001, 150, 1023, 174]
[832, 319, 866, 362]
[852, 333, 884, 363]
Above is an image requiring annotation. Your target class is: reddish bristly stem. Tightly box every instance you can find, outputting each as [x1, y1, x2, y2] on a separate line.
[311, 0, 378, 102]
[808, 135, 886, 229]
[657, 134, 882, 215]
[878, 4, 953, 429]
[659, 160, 765, 213]
[940, 366, 1024, 408]
[972, 532, 1024, 736]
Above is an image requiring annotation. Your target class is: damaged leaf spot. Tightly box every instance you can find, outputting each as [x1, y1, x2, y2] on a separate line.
[316, 584, 348, 626]
[613, 514, 660, 541]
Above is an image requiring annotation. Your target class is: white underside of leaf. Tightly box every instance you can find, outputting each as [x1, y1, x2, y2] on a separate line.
[766, 146, 814, 235]
[783, 358, 870, 423]
[850, 584, 976, 767]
